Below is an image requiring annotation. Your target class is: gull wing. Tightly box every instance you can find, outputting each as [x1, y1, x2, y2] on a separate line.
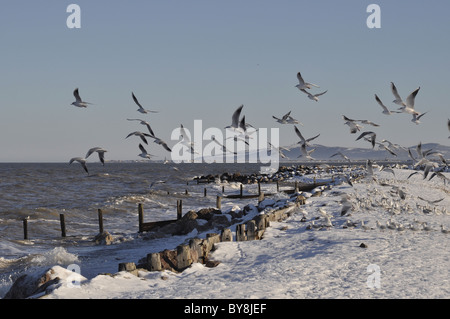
[132, 92, 144, 110]
[405, 87, 420, 109]
[73, 88, 82, 102]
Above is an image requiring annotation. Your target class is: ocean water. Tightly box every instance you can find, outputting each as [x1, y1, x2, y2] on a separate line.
[0, 161, 268, 292]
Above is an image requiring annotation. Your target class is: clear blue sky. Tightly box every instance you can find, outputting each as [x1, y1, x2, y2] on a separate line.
[1, 1, 449, 162]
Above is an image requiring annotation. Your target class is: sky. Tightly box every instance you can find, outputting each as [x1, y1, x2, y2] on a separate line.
[1, 0, 449, 162]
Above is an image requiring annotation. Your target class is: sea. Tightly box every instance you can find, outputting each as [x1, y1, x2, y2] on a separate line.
[0, 161, 271, 295]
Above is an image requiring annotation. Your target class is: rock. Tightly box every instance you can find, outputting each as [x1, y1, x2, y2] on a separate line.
[359, 243, 368, 248]
[94, 231, 114, 245]
[159, 249, 178, 272]
[3, 265, 86, 299]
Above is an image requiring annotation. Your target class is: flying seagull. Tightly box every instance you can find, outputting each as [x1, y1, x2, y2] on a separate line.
[375, 94, 400, 115]
[295, 71, 320, 90]
[356, 131, 376, 148]
[127, 119, 155, 136]
[448, 119, 450, 138]
[138, 143, 154, 159]
[411, 112, 428, 125]
[132, 92, 158, 114]
[272, 111, 301, 125]
[150, 135, 172, 152]
[299, 143, 315, 160]
[390, 82, 420, 115]
[71, 88, 92, 108]
[299, 89, 328, 102]
[69, 157, 89, 175]
[330, 151, 351, 162]
[85, 147, 107, 165]
[126, 131, 153, 145]
[225, 104, 244, 132]
[294, 125, 320, 146]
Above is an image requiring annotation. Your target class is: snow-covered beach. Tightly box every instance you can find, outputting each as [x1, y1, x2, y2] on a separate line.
[4, 163, 449, 300]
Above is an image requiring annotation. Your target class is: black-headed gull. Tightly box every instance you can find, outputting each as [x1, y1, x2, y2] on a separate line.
[375, 94, 400, 115]
[225, 104, 244, 132]
[69, 157, 89, 174]
[71, 88, 92, 108]
[356, 131, 376, 148]
[272, 111, 301, 125]
[390, 82, 420, 115]
[138, 143, 154, 159]
[294, 125, 320, 146]
[299, 89, 328, 102]
[447, 119, 450, 138]
[149, 135, 172, 152]
[330, 151, 351, 162]
[295, 71, 320, 90]
[85, 147, 107, 165]
[132, 92, 158, 114]
[411, 111, 428, 125]
[126, 131, 153, 145]
[127, 118, 155, 136]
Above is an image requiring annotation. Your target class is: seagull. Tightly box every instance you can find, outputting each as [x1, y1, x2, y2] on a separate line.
[132, 92, 158, 114]
[268, 142, 289, 159]
[294, 126, 320, 146]
[138, 143, 154, 159]
[127, 119, 155, 136]
[225, 105, 244, 132]
[330, 151, 351, 162]
[344, 120, 363, 134]
[375, 94, 400, 115]
[272, 111, 301, 125]
[295, 71, 320, 90]
[179, 124, 197, 153]
[299, 143, 315, 160]
[356, 131, 376, 148]
[126, 131, 152, 145]
[150, 135, 172, 152]
[211, 136, 237, 155]
[447, 119, 450, 138]
[411, 112, 428, 125]
[390, 83, 420, 115]
[299, 89, 328, 102]
[71, 88, 92, 108]
[69, 157, 89, 175]
[85, 147, 107, 165]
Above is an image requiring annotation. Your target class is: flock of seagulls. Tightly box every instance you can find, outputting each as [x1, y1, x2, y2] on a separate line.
[68, 90, 171, 174]
[67, 71, 448, 178]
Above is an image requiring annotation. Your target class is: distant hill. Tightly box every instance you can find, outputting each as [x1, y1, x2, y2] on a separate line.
[282, 143, 450, 162]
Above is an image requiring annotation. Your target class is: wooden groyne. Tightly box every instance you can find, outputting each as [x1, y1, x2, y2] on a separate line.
[123, 194, 307, 274]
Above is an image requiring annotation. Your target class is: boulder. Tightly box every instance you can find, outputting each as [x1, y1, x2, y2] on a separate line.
[94, 231, 114, 245]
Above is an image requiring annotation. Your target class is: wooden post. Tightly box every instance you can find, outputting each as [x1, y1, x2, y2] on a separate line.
[177, 200, 182, 220]
[177, 245, 192, 271]
[147, 253, 162, 271]
[138, 203, 144, 233]
[23, 218, 28, 240]
[258, 181, 261, 196]
[276, 181, 279, 193]
[295, 181, 299, 193]
[222, 185, 225, 193]
[98, 209, 104, 234]
[216, 196, 222, 210]
[59, 214, 66, 238]
[240, 184, 243, 198]
[185, 189, 188, 195]
[246, 220, 256, 241]
[236, 224, 247, 241]
[204, 188, 207, 197]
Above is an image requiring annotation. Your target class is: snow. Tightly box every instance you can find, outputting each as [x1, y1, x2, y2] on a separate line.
[9, 168, 450, 299]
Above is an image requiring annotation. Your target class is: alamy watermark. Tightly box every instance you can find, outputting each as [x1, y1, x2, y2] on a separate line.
[170, 120, 280, 174]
